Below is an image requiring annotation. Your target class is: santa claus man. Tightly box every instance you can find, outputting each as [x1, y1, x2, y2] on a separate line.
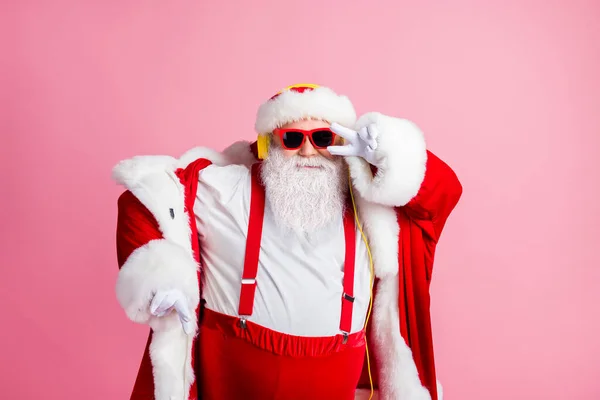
[113, 83, 462, 400]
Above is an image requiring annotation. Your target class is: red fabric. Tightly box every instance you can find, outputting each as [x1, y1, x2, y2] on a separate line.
[198, 308, 366, 400]
[395, 151, 462, 400]
[238, 163, 265, 316]
[175, 158, 213, 263]
[116, 190, 163, 268]
[340, 202, 357, 334]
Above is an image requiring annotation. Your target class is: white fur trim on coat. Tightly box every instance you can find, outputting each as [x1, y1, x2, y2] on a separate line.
[346, 112, 427, 207]
[351, 186, 399, 279]
[150, 327, 195, 400]
[372, 276, 432, 400]
[255, 86, 357, 134]
[115, 239, 200, 333]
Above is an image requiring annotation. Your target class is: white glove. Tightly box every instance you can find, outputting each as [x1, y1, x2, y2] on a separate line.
[328, 122, 380, 166]
[149, 289, 195, 335]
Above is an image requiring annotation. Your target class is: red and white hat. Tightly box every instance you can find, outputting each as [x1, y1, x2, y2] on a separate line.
[254, 83, 357, 135]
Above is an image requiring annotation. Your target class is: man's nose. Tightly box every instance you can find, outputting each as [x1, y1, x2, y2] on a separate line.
[298, 138, 318, 157]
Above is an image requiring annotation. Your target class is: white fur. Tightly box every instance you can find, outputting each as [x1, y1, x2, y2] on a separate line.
[372, 276, 432, 400]
[112, 155, 191, 251]
[347, 112, 428, 207]
[255, 86, 357, 134]
[350, 186, 400, 279]
[150, 328, 195, 400]
[115, 239, 199, 332]
[112, 155, 179, 191]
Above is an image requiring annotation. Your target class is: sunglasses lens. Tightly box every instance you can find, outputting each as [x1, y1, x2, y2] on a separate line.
[282, 131, 304, 149]
[312, 130, 334, 148]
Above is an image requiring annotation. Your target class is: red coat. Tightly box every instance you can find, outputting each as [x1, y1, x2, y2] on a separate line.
[113, 113, 462, 400]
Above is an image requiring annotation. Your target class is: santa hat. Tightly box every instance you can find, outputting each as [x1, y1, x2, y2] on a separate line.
[254, 84, 357, 159]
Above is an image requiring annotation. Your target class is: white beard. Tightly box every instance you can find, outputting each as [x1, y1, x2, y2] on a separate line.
[260, 146, 348, 237]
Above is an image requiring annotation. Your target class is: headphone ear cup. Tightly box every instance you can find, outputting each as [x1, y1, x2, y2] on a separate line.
[257, 134, 270, 160]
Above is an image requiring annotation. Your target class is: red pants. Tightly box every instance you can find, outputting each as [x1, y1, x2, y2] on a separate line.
[198, 308, 366, 400]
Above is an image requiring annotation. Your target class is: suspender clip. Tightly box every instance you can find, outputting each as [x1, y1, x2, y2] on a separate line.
[239, 317, 248, 329]
[342, 331, 349, 344]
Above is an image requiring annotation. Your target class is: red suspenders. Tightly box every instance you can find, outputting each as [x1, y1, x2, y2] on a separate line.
[237, 163, 357, 338]
[237, 163, 266, 319]
[340, 204, 357, 339]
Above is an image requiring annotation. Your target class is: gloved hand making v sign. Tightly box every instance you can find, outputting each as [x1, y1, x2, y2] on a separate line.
[327, 122, 381, 166]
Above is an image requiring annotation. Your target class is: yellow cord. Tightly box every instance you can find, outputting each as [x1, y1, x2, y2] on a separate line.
[348, 172, 375, 400]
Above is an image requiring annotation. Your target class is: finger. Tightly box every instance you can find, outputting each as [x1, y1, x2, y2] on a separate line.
[154, 291, 176, 315]
[327, 145, 357, 157]
[357, 126, 370, 143]
[175, 300, 195, 335]
[330, 123, 358, 142]
[366, 124, 379, 150]
[183, 318, 195, 335]
[156, 294, 173, 317]
[367, 123, 379, 140]
[150, 291, 168, 315]
[173, 298, 191, 322]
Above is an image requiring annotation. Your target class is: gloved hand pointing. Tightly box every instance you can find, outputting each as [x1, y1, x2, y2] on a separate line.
[150, 289, 195, 335]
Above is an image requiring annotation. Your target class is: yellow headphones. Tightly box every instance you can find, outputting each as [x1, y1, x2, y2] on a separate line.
[257, 134, 271, 160]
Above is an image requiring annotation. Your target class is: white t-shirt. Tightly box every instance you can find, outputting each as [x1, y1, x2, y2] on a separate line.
[194, 164, 372, 337]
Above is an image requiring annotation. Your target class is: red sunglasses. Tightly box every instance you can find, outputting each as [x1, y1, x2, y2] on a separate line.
[273, 127, 337, 150]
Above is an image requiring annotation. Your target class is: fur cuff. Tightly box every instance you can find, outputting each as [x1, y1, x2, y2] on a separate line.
[115, 239, 200, 333]
[346, 112, 427, 207]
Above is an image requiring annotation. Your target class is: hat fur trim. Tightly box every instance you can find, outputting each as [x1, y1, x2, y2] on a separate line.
[255, 86, 357, 134]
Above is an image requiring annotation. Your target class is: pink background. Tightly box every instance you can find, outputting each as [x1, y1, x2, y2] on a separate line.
[2, 1, 599, 399]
